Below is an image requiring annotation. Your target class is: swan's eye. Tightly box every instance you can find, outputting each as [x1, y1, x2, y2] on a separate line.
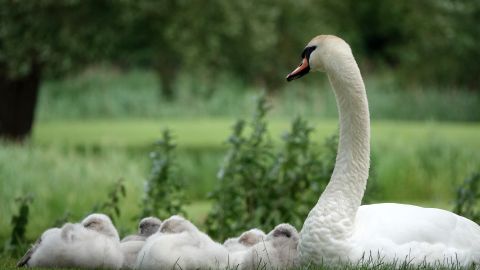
[301, 46, 317, 60]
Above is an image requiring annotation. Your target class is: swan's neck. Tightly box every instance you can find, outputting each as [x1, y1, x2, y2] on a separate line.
[299, 56, 370, 261]
[321, 60, 370, 219]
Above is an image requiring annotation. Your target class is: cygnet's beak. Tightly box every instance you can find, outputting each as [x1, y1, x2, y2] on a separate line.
[286, 57, 310, 81]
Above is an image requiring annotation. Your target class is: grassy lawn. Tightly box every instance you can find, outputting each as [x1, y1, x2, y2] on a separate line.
[33, 118, 480, 149]
[1, 118, 479, 269]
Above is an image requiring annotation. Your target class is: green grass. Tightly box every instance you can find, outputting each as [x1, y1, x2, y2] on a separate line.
[2, 119, 479, 247]
[36, 67, 480, 122]
[33, 118, 480, 149]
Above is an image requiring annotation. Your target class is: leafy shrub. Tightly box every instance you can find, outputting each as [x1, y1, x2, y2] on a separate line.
[141, 130, 187, 219]
[206, 95, 335, 240]
[91, 178, 126, 223]
[3, 194, 33, 256]
[205, 96, 274, 239]
[453, 172, 480, 223]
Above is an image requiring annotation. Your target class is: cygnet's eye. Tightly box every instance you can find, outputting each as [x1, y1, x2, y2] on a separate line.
[85, 221, 98, 228]
[273, 228, 292, 238]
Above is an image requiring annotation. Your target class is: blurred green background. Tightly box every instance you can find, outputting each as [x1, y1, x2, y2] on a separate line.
[1, 0, 480, 258]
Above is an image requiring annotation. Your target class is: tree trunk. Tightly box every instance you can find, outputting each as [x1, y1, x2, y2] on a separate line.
[0, 61, 42, 142]
[158, 68, 176, 101]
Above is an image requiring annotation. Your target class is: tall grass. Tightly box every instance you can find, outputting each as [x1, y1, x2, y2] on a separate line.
[36, 67, 480, 121]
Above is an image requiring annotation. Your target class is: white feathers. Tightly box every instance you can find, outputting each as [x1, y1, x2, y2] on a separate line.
[120, 217, 162, 269]
[290, 34, 480, 267]
[224, 228, 266, 252]
[122, 216, 162, 242]
[18, 213, 123, 269]
[136, 215, 229, 270]
[241, 224, 299, 270]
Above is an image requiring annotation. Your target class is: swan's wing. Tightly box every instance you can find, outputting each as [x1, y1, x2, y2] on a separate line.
[354, 203, 480, 245]
[17, 237, 42, 267]
[351, 203, 480, 263]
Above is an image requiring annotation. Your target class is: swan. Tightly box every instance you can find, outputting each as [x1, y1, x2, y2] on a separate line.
[286, 35, 480, 267]
[17, 213, 123, 269]
[121, 216, 162, 242]
[136, 215, 229, 270]
[240, 223, 299, 270]
[224, 228, 266, 252]
[120, 217, 162, 269]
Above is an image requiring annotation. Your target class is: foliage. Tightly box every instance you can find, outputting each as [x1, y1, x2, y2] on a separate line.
[207, 95, 333, 239]
[0, 0, 122, 78]
[141, 130, 187, 220]
[91, 178, 126, 223]
[453, 172, 480, 223]
[3, 194, 33, 256]
[3, 0, 478, 88]
[205, 95, 274, 238]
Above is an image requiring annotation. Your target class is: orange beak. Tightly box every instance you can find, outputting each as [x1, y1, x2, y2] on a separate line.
[286, 57, 310, 81]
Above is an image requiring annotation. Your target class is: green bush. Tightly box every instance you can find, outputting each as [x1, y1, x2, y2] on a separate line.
[141, 130, 187, 220]
[206, 95, 332, 239]
[453, 172, 480, 223]
[91, 178, 126, 224]
[3, 195, 33, 256]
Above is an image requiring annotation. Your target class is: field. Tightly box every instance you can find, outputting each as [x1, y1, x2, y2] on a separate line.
[2, 119, 480, 241]
[1, 69, 480, 268]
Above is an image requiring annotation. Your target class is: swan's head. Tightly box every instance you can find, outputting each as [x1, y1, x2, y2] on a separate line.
[159, 215, 197, 234]
[138, 216, 162, 236]
[82, 213, 119, 240]
[286, 35, 352, 81]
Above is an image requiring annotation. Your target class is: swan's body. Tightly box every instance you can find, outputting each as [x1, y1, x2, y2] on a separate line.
[18, 213, 123, 269]
[136, 215, 229, 270]
[286, 35, 480, 267]
[121, 240, 145, 269]
[120, 217, 162, 269]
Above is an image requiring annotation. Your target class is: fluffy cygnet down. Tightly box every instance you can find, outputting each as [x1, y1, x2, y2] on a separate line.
[120, 217, 162, 269]
[17, 213, 123, 269]
[136, 215, 229, 270]
[224, 228, 266, 252]
[122, 216, 162, 242]
[241, 223, 299, 270]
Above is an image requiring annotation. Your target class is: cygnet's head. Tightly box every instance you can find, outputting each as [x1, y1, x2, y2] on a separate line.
[238, 228, 266, 246]
[286, 35, 352, 81]
[138, 216, 162, 237]
[159, 215, 197, 234]
[82, 213, 119, 240]
[224, 228, 266, 251]
[266, 223, 299, 247]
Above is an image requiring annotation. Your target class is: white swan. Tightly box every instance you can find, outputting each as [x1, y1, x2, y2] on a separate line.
[120, 217, 162, 269]
[136, 215, 229, 270]
[224, 228, 266, 252]
[17, 213, 123, 269]
[286, 35, 480, 267]
[241, 223, 299, 270]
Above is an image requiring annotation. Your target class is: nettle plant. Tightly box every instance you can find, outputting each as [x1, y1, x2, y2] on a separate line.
[4, 194, 34, 256]
[142, 130, 187, 220]
[91, 178, 127, 224]
[205, 95, 377, 240]
[453, 172, 480, 223]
